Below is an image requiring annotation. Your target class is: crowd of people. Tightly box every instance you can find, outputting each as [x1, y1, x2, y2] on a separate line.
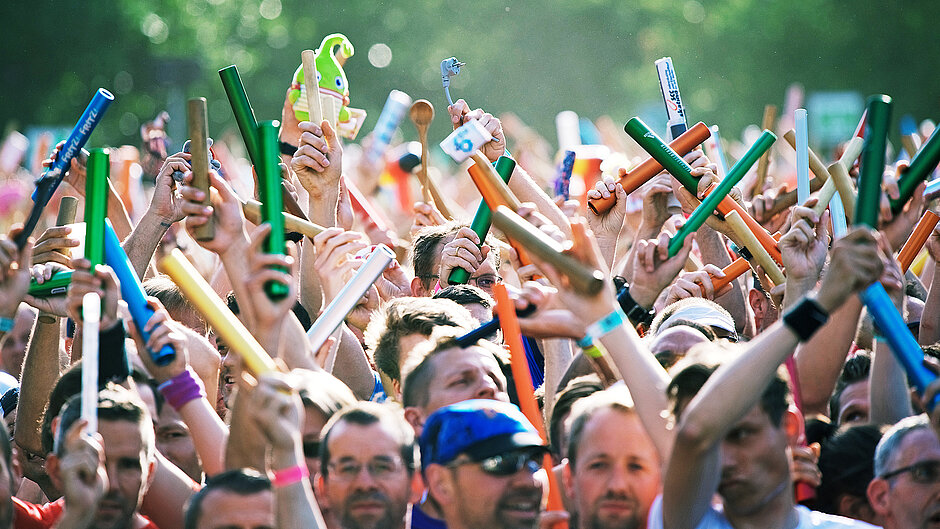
[0, 60, 939, 529]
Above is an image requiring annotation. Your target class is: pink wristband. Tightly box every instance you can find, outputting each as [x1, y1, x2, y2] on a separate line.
[272, 464, 310, 487]
[158, 367, 206, 411]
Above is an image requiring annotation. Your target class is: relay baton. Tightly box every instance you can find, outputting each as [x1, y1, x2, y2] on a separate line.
[492, 206, 604, 295]
[188, 98, 214, 241]
[81, 292, 100, 435]
[751, 104, 777, 197]
[454, 305, 537, 348]
[707, 125, 730, 178]
[669, 130, 776, 256]
[926, 178, 940, 197]
[588, 122, 710, 215]
[300, 50, 324, 126]
[891, 125, 940, 214]
[242, 199, 325, 239]
[709, 232, 783, 291]
[783, 130, 830, 184]
[218, 65, 261, 168]
[103, 221, 175, 365]
[466, 156, 536, 270]
[159, 249, 277, 375]
[306, 245, 395, 355]
[554, 150, 576, 199]
[724, 211, 785, 285]
[854, 94, 936, 408]
[795, 109, 811, 204]
[492, 284, 568, 529]
[256, 120, 289, 300]
[449, 157, 516, 285]
[366, 90, 412, 165]
[17, 88, 114, 247]
[827, 160, 858, 221]
[624, 118, 782, 263]
[655, 57, 688, 140]
[28, 198, 80, 298]
[84, 149, 109, 270]
[897, 210, 939, 273]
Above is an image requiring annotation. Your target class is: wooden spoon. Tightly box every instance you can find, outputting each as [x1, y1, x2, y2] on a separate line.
[409, 100, 434, 204]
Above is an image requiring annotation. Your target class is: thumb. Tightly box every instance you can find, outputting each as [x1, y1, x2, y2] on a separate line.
[321, 120, 337, 150]
[816, 209, 831, 244]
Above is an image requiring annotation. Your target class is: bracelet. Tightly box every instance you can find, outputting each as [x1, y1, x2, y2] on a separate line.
[279, 141, 298, 156]
[584, 307, 627, 344]
[158, 367, 206, 411]
[0, 317, 13, 333]
[582, 343, 605, 359]
[272, 464, 310, 487]
[576, 335, 593, 349]
[616, 285, 655, 327]
[782, 297, 829, 342]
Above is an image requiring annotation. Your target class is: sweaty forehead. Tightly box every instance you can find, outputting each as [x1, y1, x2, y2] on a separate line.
[435, 346, 501, 374]
[326, 421, 402, 459]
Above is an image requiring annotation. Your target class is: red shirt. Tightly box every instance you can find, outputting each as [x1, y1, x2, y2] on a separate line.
[13, 497, 160, 529]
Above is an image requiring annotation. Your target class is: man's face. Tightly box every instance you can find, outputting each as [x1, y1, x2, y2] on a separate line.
[0, 307, 34, 379]
[836, 380, 869, 426]
[872, 428, 940, 529]
[437, 451, 545, 529]
[718, 406, 791, 518]
[198, 488, 275, 529]
[423, 346, 509, 416]
[155, 405, 201, 482]
[428, 238, 501, 297]
[567, 409, 661, 529]
[96, 419, 152, 529]
[322, 421, 413, 529]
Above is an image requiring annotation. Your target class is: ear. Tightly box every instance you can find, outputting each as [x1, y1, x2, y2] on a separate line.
[44, 453, 64, 492]
[403, 407, 425, 437]
[424, 464, 454, 507]
[409, 471, 425, 504]
[145, 459, 157, 491]
[781, 406, 804, 447]
[561, 459, 575, 501]
[838, 493, 876, 522]
[748, 289, 766, 317]
[315, 473, 331, 510]
[866, 477, 891, 516]
[411, 277, 429, 297]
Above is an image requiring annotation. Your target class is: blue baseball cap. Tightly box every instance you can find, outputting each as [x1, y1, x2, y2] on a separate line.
[419, 399, 546, 469]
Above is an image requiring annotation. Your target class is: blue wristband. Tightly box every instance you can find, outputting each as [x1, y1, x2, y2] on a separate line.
[584, 307, 627, 344]
[0, 318, 13, 333]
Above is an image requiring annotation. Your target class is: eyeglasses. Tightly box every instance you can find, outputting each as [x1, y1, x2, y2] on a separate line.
[880, 459, 940, 484]
[448, 450, 543, 477]
[303, 441, 320, 459]
[418, 274, 502, 290]
[328, 456, 404, 481]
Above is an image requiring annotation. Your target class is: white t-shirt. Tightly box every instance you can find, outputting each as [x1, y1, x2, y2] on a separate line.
[646, 495, 881, 529]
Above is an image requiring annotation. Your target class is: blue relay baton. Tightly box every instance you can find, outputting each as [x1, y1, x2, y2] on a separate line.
[103, 221, 176, 366]
[17, 89, 114, 248]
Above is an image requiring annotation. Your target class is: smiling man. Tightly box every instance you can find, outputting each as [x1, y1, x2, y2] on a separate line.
[421, 399, 547, 529]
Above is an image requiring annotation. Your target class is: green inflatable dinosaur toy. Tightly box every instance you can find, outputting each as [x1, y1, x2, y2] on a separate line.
[289, 33, 367, 140]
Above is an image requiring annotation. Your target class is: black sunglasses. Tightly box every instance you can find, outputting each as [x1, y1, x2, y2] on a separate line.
[881, 459, 940, 484]
[450, 450, 543, 477]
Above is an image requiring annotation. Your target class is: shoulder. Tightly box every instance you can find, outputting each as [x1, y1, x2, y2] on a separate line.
[796, 506, 881, 528]
[647, 495, 733, 529]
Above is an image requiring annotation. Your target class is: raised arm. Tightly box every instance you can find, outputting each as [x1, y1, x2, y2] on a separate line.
[663, 228, 884, 529]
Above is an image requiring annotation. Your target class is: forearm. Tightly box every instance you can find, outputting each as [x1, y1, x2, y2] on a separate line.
[271, 445, 326, 529]
[122, 211, 169, 279]
[599, 322, 673, 459]
[507, 166, 572, 238]
[794, 297, 862, 416]
[140, 453, 197, 529]
[539, 338, 574, 427]
[178, 397, 229, 477]
[277, 315, 320, 372]
[869, 338, 914, 424]
[224, 387, 268, 472]
[15, 318, 64, 454]
[332, 326, 376, 400]
[299, 237, 324, 318]
[107, 180, 134, 240]
[920, 263, 940, 345]
[679, 320, 800, 451]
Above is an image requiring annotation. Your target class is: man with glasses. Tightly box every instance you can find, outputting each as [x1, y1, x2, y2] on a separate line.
[867, 414, 940, 529]
[317, 401, 419, 529]
[410, 224, 502, 297]
[421, 399, 547, 529]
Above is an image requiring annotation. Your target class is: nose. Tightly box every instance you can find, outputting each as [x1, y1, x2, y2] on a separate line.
[475, 376, 497, 400]
[351, 465, 379, 490]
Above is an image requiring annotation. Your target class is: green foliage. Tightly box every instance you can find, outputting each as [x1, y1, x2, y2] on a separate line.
[2, 0, 938, 154]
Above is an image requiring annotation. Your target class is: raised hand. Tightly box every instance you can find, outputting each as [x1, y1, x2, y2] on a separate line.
[43, 141, 88, 193]
[815, 228, 885, 312]
[779, 199, 830, 284]
[291, 120, 343, 198]
[65, 260, 121, 330]
[31, 225, 80, 267]
[56, 419, 107, 525]
[149, 151, 192, 224]
[446, 99, 506, 163]
[179, 168, 249, 258]
[439, 227, 489, 285]
[0, 227, 32, 320]
[631, 229, 694, 309]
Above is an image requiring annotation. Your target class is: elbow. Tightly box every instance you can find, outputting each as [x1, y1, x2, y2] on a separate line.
[673, 416, 716, 457]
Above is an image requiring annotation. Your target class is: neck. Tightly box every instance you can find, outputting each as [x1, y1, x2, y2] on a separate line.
[724, 480, 800, 529]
